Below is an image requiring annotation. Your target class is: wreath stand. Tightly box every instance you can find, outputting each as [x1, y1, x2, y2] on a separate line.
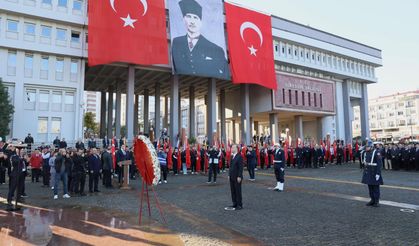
[138, 160, 166, 225]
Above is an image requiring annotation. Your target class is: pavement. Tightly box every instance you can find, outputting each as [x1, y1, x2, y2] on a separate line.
[1, 162, 419, 245]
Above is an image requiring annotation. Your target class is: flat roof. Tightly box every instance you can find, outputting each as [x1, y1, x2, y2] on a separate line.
[271, 15, 382, 59]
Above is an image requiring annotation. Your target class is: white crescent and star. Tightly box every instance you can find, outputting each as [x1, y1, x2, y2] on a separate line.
[109, 0, 148, 29]
[240, 21, 264, 56]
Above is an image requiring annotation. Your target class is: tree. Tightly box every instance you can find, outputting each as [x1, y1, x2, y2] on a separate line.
[84, 112, 97, 134]
[0, 78, 14, 140]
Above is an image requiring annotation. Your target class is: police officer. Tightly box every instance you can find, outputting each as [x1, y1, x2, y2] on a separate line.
[207, 145, 220, 184]
[361, 140, 384, 207]
[246, 145, 257, 181]
[272, 143, 285, 192]
[7, 146, 24, 210]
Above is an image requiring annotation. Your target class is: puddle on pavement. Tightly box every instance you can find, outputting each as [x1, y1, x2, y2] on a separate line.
[0, 204, 182, 246]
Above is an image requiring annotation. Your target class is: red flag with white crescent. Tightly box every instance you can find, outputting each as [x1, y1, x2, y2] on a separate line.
[224, 2, 277, 90]
[88, 0, 168, 66]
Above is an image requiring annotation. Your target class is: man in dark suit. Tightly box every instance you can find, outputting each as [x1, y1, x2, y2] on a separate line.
[225, 145, 243, 211]
[172, 0, 230, 79]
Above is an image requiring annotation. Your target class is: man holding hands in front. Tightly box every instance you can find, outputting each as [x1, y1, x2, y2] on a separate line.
[225, 145, 243, 211]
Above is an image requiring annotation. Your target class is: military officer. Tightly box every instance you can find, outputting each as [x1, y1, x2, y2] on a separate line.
[272, 143, 286, 191]
[361, 140, 384, 207]
[295, 144, 303, 169]
[172, 0, 230, 80]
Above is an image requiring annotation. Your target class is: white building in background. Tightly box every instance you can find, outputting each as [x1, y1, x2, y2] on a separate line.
[353, 90, 419, 141]
[1, 0, 86, 143]
[83, 91, 100, 122]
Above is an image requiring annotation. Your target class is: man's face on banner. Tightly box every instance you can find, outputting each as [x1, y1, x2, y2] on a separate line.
[184, 13, 202, 34]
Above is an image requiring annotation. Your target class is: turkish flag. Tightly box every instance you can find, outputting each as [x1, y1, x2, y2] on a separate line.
[224, 3, 277, 90]
[88, 0, 168, 66]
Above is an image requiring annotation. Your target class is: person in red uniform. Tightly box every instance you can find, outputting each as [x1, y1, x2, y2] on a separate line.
[30, 149, 43, 183]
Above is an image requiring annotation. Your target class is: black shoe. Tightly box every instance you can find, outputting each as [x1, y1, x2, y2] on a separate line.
[94, 190, 100, 192]
[80, 193, 87, 196]
[236, 206, 243, 210]
[89, 190, 93, 193]
[366, 200, 374, 206]
[372, 203, 380, 207]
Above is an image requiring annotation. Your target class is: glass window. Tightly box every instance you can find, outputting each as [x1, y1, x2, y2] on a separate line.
[71, 32, 80, 43]
[56, 28, 67, 41]
[24, 22, 36, 35]
[71, 60, 78, 73]
[38, 117, 48, 134]
[42, 0, 52, 4]
[58, 0, 67, 7]
[41, 25, 52, 37]
[26, 89, 36, 102]
[39, 91, 49, 103]
[73, 0, 82, 10]
[41, 56, 49, 70]
[56, 58, 64, 72]
[52, 93, 62, 103]
[51, 118, 61, 134]
[25, 54, 33, 69]
[65, 93, 74, 104]
[7, 20, 18, 32]
[8, 52, 17, 67]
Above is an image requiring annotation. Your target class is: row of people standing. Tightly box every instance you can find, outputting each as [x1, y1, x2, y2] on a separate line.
[374, 143, 419, 171]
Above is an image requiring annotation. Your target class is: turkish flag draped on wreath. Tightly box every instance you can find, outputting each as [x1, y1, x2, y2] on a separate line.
[224, 2, 277, 90]
[88, 0, 168, 66]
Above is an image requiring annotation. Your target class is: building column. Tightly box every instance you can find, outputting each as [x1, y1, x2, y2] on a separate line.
[155, 82, 161, 139]
[170, 76, 179, 147]
[360, 83, 370, 140]
[115, 83, 122, 139]
[219, 89, 226, 144]
[107, 85, 114, 139]
[240, 84, 251, 145]
[207, 78, 217, 146]
[189, 86, 196, 138]
[295, 115, 303, 142]
[100, 91, 106, 138]
[126, 66, 135, 142]
[269, 113, 279, 144]
[232, 120, 236, 144]
[134, 94, 139, 135]
[163, 96, 169, 129]
[143, 89, 149, 135]
[342, 80, 353, 143]
[335, 81, 345, 140]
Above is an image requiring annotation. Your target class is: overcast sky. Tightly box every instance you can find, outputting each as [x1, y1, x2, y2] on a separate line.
[230, 0, 419, 99]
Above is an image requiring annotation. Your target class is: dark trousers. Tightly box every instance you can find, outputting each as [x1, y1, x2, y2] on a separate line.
[68, 175, 73, 192]
[130, 164, 136, 179]
[7, 174, 24, 203]
[229, 177, 242, 208]
[0, 167, 6, 184]
[89, 172, 99, 192]
[31, 168, 41, 182]
[313, 158, 318, 168]
[247, 164, 255, 179]
[319, 157, 324, 167]
[42, 165, 50, 186]
[117, 166, 124, 184]
[74, 172, 86, 194]
[103, 170, 112, 187]
[274, 165, 284, 182]
[200, 160, 205, 172]
[173, 161, 178, 174]
[297, 158, 303, 169]
[191, 161, 196, 173]
[337, 156, 342, 165]
[160, 165, 168, 181]
[368, 185, 380, 203]
[208, 164, 217, 182]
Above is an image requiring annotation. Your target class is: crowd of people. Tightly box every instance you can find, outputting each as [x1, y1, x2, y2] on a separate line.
[1, 132, 418, 210]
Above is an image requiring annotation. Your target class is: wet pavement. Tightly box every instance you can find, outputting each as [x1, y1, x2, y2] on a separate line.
[1, 163, 419, 245]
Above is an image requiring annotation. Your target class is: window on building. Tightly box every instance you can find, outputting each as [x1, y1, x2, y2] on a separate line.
[52, 92, 62, 111]
[25, 89, 36, 110]
[38, 117, 48, 134]
[320, 94, 323, 108]
[314, 93, 317, 107]
[56, 28, 67, 41]
[65, 93, 74, 111]
[41, 25, 52, 37]
[24, 54, 33, 78]
[51, 118, 61, 134]
[70, 60, 78, 81]
[42, 0, 52, 5]
[288, 89, 292, 104]
[281, 47, 285, 53]
[24, 22, 35, 35]
[71, 31, 80, 43]
[56, 58, 64, 80]
[308, 92, 311, 106]
[295, 90, 298, 105]
[7, 19, 18, 32]
[40, 56, 49, 79]
[397, 111, 403, 116]
[58, 0, 67, 7]
[39, 90, 49, 111]
[282, 89, 285, 104]
[73, 0, 82, 11]
[7, 51, 17, 76]
[302, 91, 305, 106]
